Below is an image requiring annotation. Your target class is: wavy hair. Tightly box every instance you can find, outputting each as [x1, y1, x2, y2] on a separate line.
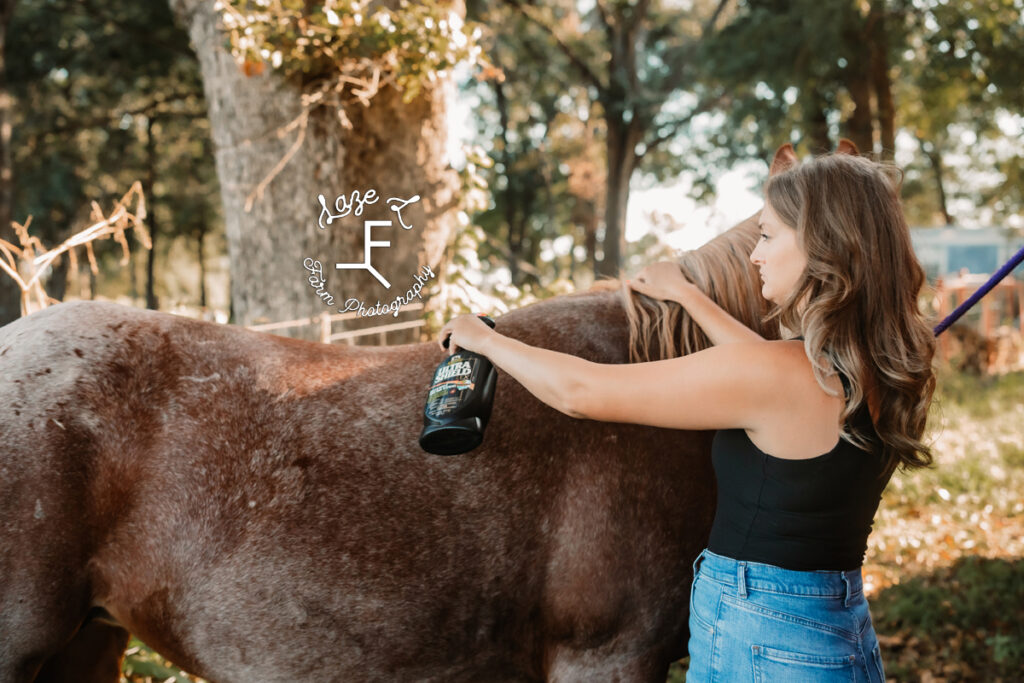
[763, 153, 937, 481]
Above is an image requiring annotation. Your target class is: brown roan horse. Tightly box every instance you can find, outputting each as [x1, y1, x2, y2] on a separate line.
[0, 152, 804, 681]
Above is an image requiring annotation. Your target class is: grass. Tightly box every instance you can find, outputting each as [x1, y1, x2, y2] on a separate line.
[121, 637, 199, 683]
[870, 556, 1024, 680]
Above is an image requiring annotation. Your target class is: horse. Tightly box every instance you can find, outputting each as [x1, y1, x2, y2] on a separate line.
[0, 212, 775, 682]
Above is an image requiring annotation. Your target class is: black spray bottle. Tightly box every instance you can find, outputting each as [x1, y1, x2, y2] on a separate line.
[419, 314, 497, 455]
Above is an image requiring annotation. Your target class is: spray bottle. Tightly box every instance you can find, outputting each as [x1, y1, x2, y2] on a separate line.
[419, 314, 497, 455]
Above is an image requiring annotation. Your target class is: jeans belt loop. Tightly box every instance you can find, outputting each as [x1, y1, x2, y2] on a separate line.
[841, 571, 852, 608]
[737, 562, 748, 599]
[692, 549, 706, 576]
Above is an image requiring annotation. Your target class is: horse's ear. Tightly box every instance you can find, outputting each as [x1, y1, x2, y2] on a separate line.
[836, 138, 859, 156]
[769, 143, 798, 176]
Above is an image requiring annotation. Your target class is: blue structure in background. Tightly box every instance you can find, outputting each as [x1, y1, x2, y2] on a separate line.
[910, 227, 1024, 281]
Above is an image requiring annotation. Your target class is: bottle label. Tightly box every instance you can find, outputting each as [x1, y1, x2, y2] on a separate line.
[426, 354, 481, 419]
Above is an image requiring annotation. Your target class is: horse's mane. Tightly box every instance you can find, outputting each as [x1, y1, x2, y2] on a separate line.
[490, 213, 777, 366]
[589, 213, 781, 362]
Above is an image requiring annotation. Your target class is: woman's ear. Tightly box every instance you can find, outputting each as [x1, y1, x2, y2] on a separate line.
[769, 143, 798, 176]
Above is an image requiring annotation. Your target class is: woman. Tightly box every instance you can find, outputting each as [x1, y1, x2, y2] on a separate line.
[437, 149, 936, 682]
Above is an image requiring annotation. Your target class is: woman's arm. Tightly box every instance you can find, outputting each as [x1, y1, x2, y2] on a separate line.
[672, 280, 765, 346]
[570, 340, 785, 429]
[629, 261, 764, 346]
[477, 332, 589, 418]
[440, 313, 786, 431]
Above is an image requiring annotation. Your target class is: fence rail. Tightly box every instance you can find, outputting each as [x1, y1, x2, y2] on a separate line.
[933, 274, 1023, 373]
[248, 303, 426, 345]
[934, 274, 1023, 358]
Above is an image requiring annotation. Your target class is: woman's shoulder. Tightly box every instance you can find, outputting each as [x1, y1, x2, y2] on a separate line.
[745, 337, 847, 409]
[718, 336, 813, 365]
[780, 335, 882, 425]
[739, 339, 854, 458]
[716, 337, 832, 404]
[751, 336, 817, 368]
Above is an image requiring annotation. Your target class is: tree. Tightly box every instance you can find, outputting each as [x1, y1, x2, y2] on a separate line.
[168, 0, 478, 339]
[465, 5, 601, 290]
[898, 0, 1024, 227]
[697, 0, 1024, 231]
[698, 0, 905, 160]
[0, 0, 17, 324]
[491, 0, 734, 279]
[4, 0, 216, 317]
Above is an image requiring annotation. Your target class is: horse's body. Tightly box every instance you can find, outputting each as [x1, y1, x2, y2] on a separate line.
[0, 290, 717, 682]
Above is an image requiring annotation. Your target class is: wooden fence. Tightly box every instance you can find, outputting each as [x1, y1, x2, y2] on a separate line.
[248, 303, 426, 345]
[934, 273, 1023, 368]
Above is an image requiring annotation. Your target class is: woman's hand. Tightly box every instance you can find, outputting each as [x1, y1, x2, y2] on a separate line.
[438, 314, 497, 356]
[627, 261, 694, 304]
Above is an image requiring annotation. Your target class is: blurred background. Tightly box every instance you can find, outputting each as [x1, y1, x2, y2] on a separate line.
[1, 0, 1021, 680]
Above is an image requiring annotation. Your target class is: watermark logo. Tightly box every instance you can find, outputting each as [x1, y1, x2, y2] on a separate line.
[303, 257, 334, 306]
[304, 188, 435, 317]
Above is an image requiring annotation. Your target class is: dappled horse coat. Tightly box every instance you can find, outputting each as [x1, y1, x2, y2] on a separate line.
[0, 215, 772, 682]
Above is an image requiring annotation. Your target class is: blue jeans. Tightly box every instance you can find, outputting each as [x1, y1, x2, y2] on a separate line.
[686, 548, 886, 682]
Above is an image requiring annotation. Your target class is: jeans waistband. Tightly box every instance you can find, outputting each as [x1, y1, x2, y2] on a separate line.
[692, 548, 863, 606]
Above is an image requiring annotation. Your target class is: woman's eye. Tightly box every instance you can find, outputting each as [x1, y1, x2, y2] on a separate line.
[759, 233, 769, 241]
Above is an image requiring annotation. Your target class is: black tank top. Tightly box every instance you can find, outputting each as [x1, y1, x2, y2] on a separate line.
[706, 341, 890, 571]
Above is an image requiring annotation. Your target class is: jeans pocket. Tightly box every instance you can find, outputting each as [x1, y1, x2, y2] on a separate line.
[751, 644, 856, 683]
[720, 593, 859, 642]
[688, 574, 716, 633]
[870, 642, 885, 682]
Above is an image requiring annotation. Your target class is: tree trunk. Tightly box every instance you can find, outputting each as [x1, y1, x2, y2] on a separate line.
[868, 1, 895, 160]
[598, 117, 637, 279]
[129, 236, 139, 302]
[803, 88, 832, 154]
[144, 115, 159, 310]
[596, 3, 642, 281]
[169, 0, 461, 343]
[198, 224, 207, 309]
[0, 0, 20, 324]
[846, 68, 874, 155]
[584, 205, 597, 275]
[844, 14, 875, 156]
[46, 259, 69, 304]
[571, 197, 598, 282]
[494, 74, 521, 285]
[920, 138, 953, 225]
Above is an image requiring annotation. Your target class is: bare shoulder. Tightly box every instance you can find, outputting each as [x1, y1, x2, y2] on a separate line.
[725, 337, 814, 377]
[698, 338, 818, 410]
[759, 337, 846, 400]
[743, 339, 849, 459]
[696, 338, 809, 377]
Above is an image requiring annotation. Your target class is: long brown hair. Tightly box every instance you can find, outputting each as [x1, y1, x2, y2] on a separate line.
[764, 152, 937, 480]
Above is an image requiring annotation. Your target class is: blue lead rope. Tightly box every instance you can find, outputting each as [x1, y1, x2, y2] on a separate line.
[933, 243, 1024, 337]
